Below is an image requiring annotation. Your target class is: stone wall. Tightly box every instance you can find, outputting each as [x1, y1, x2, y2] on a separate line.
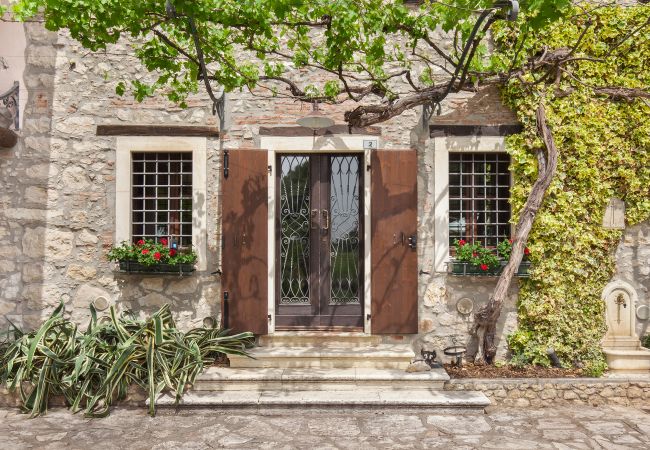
[0, 23, 59, 329]
[446, 377, 650, 408]
[614, 221, 650, 341]
[3, 22, 645, 366]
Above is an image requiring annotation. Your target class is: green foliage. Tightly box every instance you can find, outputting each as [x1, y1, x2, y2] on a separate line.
[0, 303, 254, 417]
[498, 5, 650, 375]
[7, 0, 572, 104]
[496, 239, 531, 261]
[107, 239, 197, 266]
[452, 239, 500, 270]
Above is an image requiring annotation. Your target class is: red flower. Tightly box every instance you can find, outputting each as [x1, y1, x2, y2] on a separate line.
[169, 249, 177, 257]
[137, 239, 145, 246]
[458, 239, 466, 246]
[141, 249, 149, 255]
[508, 239, 513, 244]
[472, 252, 478, 257]
[160, 238, 168, 246]
[524, 247, 531, 256]
[154, 252, 161, 261]
[480, 264, 489, 271]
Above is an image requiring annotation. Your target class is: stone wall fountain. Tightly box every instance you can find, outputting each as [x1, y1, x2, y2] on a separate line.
[602, 280, 650, 373]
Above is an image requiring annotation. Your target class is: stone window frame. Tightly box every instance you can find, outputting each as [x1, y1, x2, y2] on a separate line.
[115, 136, 207, 271]
[433, 134, 511, 273]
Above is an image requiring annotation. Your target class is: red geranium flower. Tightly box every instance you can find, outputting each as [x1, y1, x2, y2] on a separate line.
[160, 238, 168, 246]
[458, 239, 466, 246]
[508, 239, 513, 244]
[154, 252, 161, 261]
[169, 249, 177, 257]
[472, 252, 478, 257]
[137, 239, 145, 246]
[524, 247, 531, 256]
[480, 264, 489, 271]
[141, 249, 149, 255]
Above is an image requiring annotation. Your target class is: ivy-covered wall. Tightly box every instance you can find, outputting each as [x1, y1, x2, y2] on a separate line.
[495, 5, 650, 375]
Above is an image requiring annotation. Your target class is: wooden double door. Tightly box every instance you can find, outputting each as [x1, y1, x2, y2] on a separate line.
[275, 154, 363, 329]
[221, 148, 418, 335]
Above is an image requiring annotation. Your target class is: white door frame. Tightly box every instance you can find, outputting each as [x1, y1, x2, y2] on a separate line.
[259, 133, 378, 334]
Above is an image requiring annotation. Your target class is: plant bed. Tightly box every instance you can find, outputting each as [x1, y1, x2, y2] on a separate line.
[109, 239, 198, 276]
[444, 362, 586, 379]
[448, 239, 532, 277]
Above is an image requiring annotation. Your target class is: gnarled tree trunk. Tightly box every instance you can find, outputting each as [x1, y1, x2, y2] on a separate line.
[472, 104, 559, 365]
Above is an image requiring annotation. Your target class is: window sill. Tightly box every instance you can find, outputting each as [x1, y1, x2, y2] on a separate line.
[114, 260, 196, 276]
[447, 261, 531, 278]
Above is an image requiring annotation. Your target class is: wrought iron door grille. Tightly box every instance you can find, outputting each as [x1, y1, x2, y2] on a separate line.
[131, 152, 193, 246]
[330, 155, 361, 305]
[279, 155, 311, 305]
[449, 152, 511, 249]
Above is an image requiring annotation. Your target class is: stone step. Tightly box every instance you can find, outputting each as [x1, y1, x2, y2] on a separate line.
[153, 389, 490, 412]
[258, 332, 382, 348]
[193, 367, 450, 391]
[228, 344, 415, 369]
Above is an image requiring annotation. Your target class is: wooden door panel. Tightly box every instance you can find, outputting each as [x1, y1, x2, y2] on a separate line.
[221, 149, 268, 334]
[371, 149, 418, 334]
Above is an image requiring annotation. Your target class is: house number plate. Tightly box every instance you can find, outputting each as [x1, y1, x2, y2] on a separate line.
[363, 139, 377, 150]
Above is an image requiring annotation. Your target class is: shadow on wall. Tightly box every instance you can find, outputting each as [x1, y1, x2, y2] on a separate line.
[1, 23, 57, 331]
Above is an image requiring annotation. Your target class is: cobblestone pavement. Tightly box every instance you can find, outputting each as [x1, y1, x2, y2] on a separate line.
[1, 405, 649, 449]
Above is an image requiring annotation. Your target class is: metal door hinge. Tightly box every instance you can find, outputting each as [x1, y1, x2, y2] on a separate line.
[366, 314, 371, 321]
[268, 165, 272, 174]
[268, 314, 272, 321]
[408, 234, 417, 249]
[366, 164, 371, 172]
[223, 150, 229, 179]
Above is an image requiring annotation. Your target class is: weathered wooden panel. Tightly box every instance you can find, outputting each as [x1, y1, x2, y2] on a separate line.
[96, 124, 219, 137]
[221, 149, 268, 335]
[371, 149, 418, 334]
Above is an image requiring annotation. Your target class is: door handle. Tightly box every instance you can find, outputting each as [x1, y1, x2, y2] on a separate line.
[321, 210, 329, 230]
[310, 209, 319, 229]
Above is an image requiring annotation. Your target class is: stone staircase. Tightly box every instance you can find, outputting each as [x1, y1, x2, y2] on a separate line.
[153, 332, 490, 411]
[228, 332, 414, 369]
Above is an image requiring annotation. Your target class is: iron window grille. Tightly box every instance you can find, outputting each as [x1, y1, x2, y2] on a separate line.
[131, 152, 193, 248]
[448, 152, 511, 250]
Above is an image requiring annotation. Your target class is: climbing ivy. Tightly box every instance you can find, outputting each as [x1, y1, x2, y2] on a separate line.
[494, 5, 650, 376]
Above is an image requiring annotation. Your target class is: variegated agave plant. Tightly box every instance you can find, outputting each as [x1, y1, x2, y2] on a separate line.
[0, 303, 253, 417]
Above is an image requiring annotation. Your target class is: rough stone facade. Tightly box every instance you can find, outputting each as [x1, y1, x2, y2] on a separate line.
[1, 22, 648, 363]
[614, 221, 650, 341]
[446, 377, 650, 408]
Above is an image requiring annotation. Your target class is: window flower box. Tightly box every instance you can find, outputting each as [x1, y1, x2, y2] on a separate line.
[449, 261, 501, 276]
[109, 239, 198, 276]
[448, 260, 532, 277]
[117, 260, 195, 275]
[448, 239, 532, 277]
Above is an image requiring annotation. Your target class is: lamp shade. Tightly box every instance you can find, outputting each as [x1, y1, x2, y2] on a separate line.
[296, 104, 335, 130]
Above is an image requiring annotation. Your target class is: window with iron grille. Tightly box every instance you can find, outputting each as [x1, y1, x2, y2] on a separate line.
[448, 152, 511, 250]
[131, 152, 193, 247]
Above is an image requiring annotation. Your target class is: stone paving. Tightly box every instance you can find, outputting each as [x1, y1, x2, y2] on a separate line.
[1, 405, 649, 449]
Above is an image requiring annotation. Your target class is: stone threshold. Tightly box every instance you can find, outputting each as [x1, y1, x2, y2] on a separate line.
[151, 389, 490, 412]
[193, 367, 449, 391]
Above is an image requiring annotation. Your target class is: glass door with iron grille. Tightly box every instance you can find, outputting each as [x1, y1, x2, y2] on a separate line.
[275, 154, 363, 329]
